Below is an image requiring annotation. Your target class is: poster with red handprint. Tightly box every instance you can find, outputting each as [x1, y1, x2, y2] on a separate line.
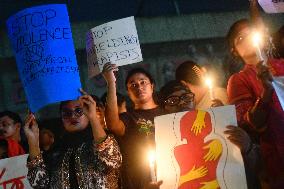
[155, 105, 247, 189]
[0, 154, 32, 189]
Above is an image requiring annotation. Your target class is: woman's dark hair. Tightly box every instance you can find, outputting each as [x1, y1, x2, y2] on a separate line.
[175, 60, 202, 85]
[0, 111, 22, 126]
[226, 19, 250, 51]
[125, 68, 155, 87]
[273, 25, 284, 58]
[90, 95, 104, 108]
[158, 80, 192, 107]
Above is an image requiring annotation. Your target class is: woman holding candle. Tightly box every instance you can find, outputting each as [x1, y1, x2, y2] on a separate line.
[103, 63, 164, 189]
[175, 60, 228, 110]
[226, 18, 284, 188]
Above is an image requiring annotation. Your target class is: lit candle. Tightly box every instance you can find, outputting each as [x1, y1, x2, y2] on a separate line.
[205, 77, 214, 100]
[252, 32, 264, 62]
[148, 150, 156, 182]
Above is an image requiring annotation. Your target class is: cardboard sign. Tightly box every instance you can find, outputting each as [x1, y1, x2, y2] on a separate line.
[0, 154, 32, 188]
[258, 0, 284, 13]
[273, 76, 284, 111]
[86, 16, 143, 77]
[155, 106, 247, 189]
[6, 4, 81, 112]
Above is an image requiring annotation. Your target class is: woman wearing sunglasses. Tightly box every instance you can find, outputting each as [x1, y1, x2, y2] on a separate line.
[24, 92, 122, 189]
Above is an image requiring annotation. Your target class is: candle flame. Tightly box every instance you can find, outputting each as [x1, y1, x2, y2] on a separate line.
[205, 77, 213, 89]
[148, 150, 156, 167]
[252, 32, 262, 47]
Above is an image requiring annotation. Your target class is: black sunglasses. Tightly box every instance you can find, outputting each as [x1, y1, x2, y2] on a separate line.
[61, 107, 84, 119]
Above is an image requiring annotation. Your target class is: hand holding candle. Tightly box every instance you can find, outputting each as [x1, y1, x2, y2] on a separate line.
[148, 150, 157, 182]
[252, 31, 264, 63]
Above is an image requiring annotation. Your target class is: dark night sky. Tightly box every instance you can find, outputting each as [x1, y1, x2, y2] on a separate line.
[0, 0, 249, 24]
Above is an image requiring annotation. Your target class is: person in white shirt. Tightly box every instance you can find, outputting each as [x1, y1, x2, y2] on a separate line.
[175, 60, 228, 110]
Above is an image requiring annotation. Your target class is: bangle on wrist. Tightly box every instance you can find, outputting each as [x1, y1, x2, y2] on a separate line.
[95, 135, 112, 152]
[27, 153, 43, 168]
[95, 135, 107, 144]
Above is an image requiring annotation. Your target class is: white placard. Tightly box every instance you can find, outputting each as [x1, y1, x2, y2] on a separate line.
[258, 0, 284, 13]
[86, 16, 143, 77]
[155, 106, 247, 189]
[0, 154, 32, 188]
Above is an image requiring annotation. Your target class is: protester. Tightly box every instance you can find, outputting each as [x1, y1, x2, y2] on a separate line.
[175, 60, 228, 110]
[159, 80, 261, 189]
[39, 128, 55, 152]
[103, 63, 163, 189]
[159, 80, 195, 114]
[0, 111, 27, 152]
[24, 91, 122, 188]
[0, 138, 26, 159]
[226, 18, 284, 188]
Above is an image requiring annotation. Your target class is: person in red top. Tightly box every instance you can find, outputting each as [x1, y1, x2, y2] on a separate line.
[226, 18, 284, 188]
[0, 139, 25, 159]
[0, 111, 27, 157]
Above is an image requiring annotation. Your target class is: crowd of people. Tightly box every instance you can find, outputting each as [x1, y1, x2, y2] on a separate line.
[0, 1, 284, 188]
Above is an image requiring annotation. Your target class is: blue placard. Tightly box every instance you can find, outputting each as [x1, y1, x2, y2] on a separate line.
[6, 4, 81, 112]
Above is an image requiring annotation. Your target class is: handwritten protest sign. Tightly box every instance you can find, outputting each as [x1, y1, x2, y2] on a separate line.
[86, 16, 143, 77]
[258, 0, 284, 13]
[0, 154, 32, 189]
[6, 4, 81, 112]
[155, 106, 247, 189]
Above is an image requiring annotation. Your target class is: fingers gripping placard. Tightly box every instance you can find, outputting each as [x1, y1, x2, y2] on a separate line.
[6, 4, 82, 112]
[86, 16, 143, 77]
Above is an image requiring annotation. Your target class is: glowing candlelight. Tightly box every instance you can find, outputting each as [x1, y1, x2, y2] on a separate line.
[148, 150, 156, 182]
[205, 77, 214, 100]
[252, 32, 264, 62]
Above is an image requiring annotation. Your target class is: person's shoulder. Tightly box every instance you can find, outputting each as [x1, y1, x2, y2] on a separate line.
[228, 71, 243, 83]
[227, 70, 250, 89]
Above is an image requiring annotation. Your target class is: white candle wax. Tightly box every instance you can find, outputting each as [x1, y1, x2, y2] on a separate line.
[150, 163, 156, 182]
[205, 78, 215, 100]
[209, 86, 215, 100]
[148, 150, 156, 182]
[255, 44, 264, 62]
[252, 32, 264, 62]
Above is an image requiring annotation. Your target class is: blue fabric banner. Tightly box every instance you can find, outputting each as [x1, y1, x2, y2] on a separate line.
[6, 4, 81, 112]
